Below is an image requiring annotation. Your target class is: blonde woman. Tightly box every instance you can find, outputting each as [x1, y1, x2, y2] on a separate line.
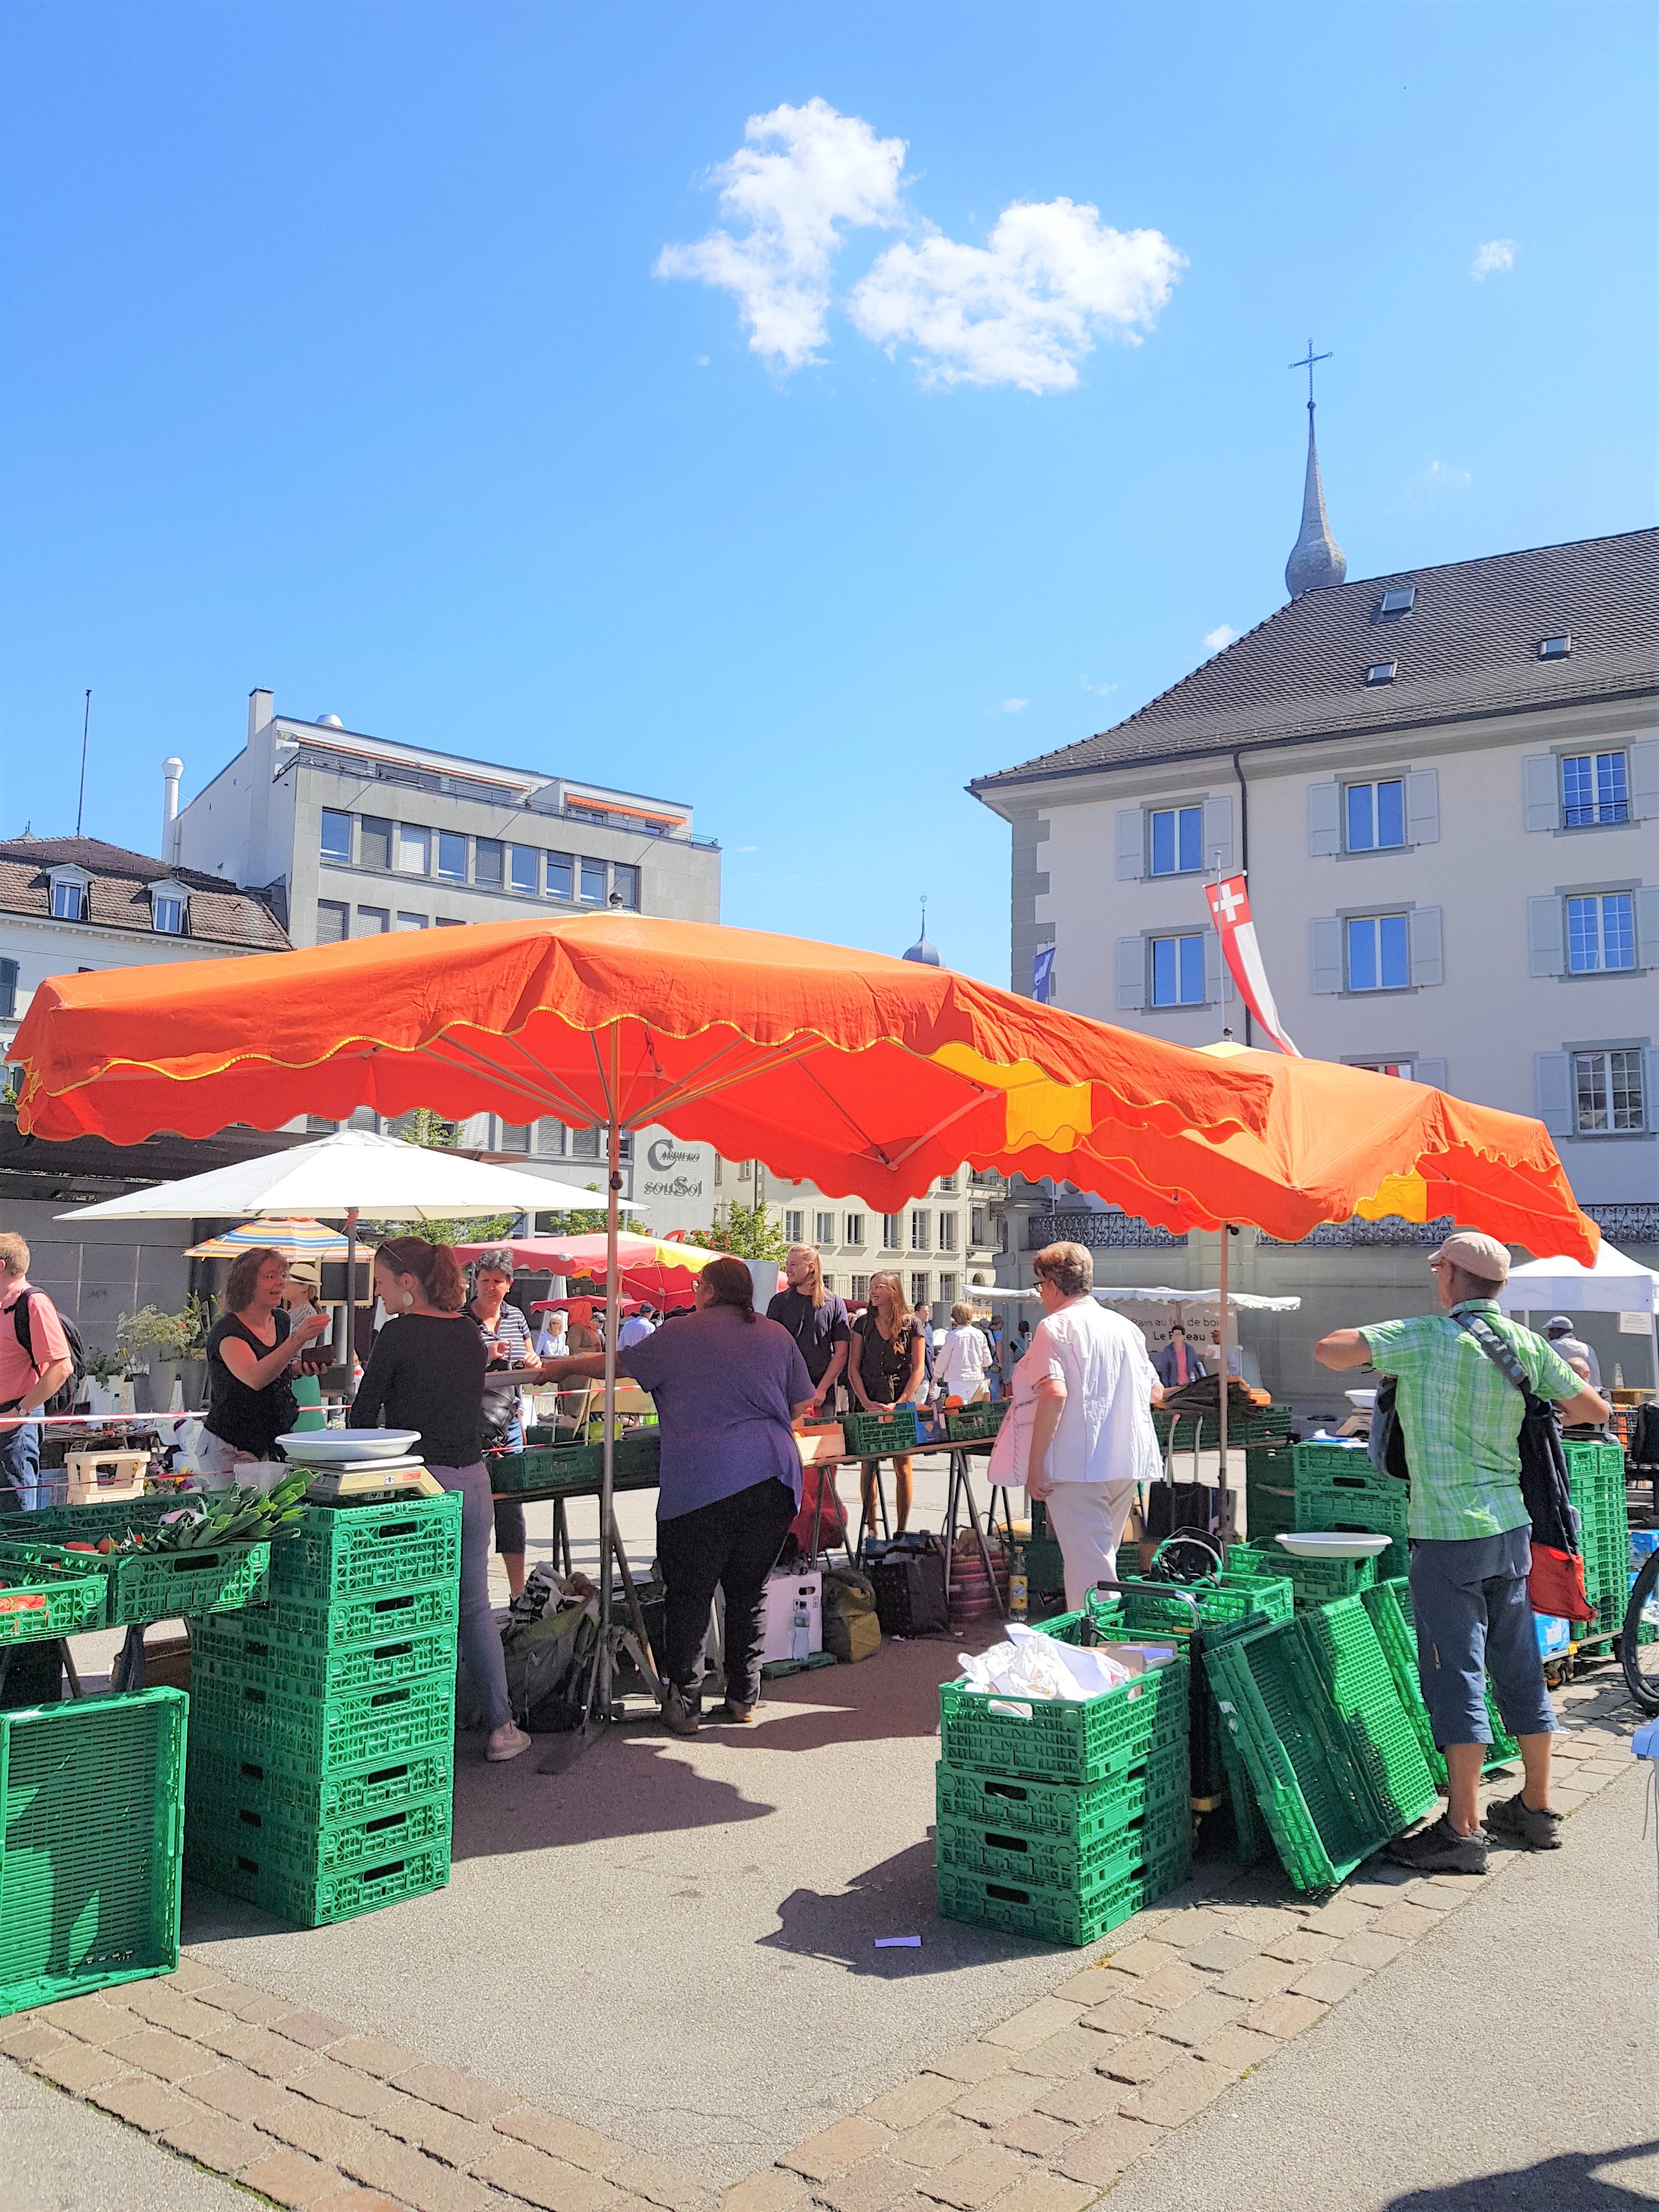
[848, 1269, 927, 1532]
[765, 1245, 851, 1415]
[934, 1301, 992, 1403]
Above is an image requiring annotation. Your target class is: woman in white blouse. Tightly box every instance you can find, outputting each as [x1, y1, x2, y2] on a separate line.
[933, 1302, 992, 1403]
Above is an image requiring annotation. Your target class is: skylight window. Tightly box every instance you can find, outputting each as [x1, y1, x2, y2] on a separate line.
[1379, 586, 1417, 616]
[1538, 634, 1572, 660]
[1365, 662, 1397, 686]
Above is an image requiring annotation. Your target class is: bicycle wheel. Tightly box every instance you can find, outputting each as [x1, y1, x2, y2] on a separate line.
[1620, 1545, 1659, 1714]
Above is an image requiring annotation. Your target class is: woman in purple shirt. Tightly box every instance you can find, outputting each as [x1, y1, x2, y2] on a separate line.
[542, 1256, 814, 1734]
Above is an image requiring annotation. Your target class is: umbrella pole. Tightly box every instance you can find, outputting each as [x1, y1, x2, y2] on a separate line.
[1217, 1224, 1234, 1546]
[345, 1207, 359, 1407]
[597, 1115, 619, 1719]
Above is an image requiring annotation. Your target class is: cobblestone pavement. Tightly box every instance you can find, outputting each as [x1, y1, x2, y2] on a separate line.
[4, 1669, 1642, 2212]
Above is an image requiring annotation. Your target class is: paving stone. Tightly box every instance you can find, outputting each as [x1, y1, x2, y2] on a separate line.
[122, 1982, 224, 2035]
[1214, 1954, 1299, 2001]
[167, 1958, 225, 1995]
[780, 2120, 894, 2182]
[994, 2114, 1074, 2160]
[1101, 1939, 1183, 1979]
[1422, 1872, 1488, 1895]
[984, 2172, 1096, 2212]
[311, 2193, 411, 2212]
[1079, 1995, 1159, 2038]
[160, 2107, 268, 2174]
[1124, 1962, 1210, 2011]
[1194, 2026, 1282, 2075]
[327, 2033, 421, 2081]
[1152, 1991, 1249, 2047]
[240, 2149, 349, 2209]
[921, 2046, 1009, 2087]
[0, 2021, 66, 2062]
[391, 2062, 520, 2125]
[495, 2108, 626, 2172]
[87, 2073, 189, 2132]
[1302, 1898, 1376, 1937]
[1032, 2072, 1126, 2128]
[1550, 1787, 1589, 1815]
[865, 2076, 961, 2130]
[1047, 1969, 1111, 2004]
[1341, 1875, 1413, 1906]
[1218, 1906, 1304, 1944]
[610, 2153, 716, 2212]
[1053, 2114, 1167, 2185]
[950, 2073, 1043, 2127]
[341, 2133, 498, 2212]
[191, 2066, 291, 2124]
[193, 2018, 313, 2078]
[275, 2010, 357, 2052]
[816, 2157, 926, 2212]
[1007, 2027, 1118, 2080]
[378, 2093, 497, 2169]
[980, 1999, 1084, 2051]
[33, 2040, 129, 2093]
[36, 1994, 139, 2046]
[1099, 2035, 1183, 2086]
[1290, 1961, 1373, 2005]
[1333, 1932, 1407, 1970]
[471, 2140, 625, 2212]
[1243, 1994, 1329, 2040]
[1370, 1902, 1447, 1940]
[720, 2172, 807, 2212]
[1571, 1725, 1617, 1746]
[1116, 2054, 1233, 2129]
[887, 2114, 983, 2171]
[1181, 1934, 1259, 1974]
[104, 2026, 222, 2083]
[289, 2059, 407, 2123]
[912, 2143, 1031, 2209]
[1259, 1929, 1340, 1966]
[256, 2090, 381, 2166]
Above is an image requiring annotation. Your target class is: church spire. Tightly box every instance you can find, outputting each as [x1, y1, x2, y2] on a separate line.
[1284, 342, 1346, 599]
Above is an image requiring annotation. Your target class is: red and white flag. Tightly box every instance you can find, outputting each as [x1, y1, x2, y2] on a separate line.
[1205, 874, 1301, 1057]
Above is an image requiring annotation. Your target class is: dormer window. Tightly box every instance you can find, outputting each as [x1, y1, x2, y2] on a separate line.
[1379, 586, 1417, 616]
[1538, 634, 1572, 660]
[48, 867, 91, 922]
[1365, 662, 1398, 687]
[150, 882, 190, 935]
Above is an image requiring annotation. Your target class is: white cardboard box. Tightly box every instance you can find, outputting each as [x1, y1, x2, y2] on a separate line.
[760, 1567, 823, 1663]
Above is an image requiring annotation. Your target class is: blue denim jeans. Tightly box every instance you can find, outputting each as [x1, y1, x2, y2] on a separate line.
[0, 1419, 49, 1512]
[1409, 1526, 1557, 1747]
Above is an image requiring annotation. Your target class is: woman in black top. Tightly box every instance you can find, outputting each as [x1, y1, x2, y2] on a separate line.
[202, 1246, 331, 1471]
[765, 1246, 851, 1416]
[848, 1268, 927, 1534]
[351, 1237, 529, 1764]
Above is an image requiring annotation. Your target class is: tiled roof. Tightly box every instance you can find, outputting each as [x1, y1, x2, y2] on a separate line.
[0, 837, 290, 951]
[972, 527, 1659, 795]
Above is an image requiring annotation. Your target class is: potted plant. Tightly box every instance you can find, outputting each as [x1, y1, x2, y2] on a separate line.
[117, 1296, 215, 1413]
[81, 1345, 135, 1418]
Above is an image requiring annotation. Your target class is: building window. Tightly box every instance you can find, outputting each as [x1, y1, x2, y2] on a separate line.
[509, 846, 539, 897]
[970, 1207, 988, 1248]
[1567, 892, 1635, 974]
[613, 864, 641, 911]
[936, 1174, 957, 1193]
[396, 825, 430, 875]
[579, 857, 607, 905]
[1149, 934, 1205, 1007]
[1353, 1059, 1415, 1079]
[357, 905, 390, 934]
[305, 1115, 338, 1133]
[1573, 1048, 1646, 1133]
[51, 878, 86, 921]
[910, 1210, 930, 1250]
[821, 1273, 835, 1294]
[938, 1273, 957, 1305]
[1149, 805, 1203, 877]
[359, 816, 392, 870]
[498, 1121, 532, 1154]
[882, 1213, 901, 1249]
[713, 1158, 723, 1186]
[845, 1212, 864, 1246]
[320, 809, 352, 864]
[0, 958, 16, 1019]
[315, 900, 349, 944]
[851, 1274, 870, 1301]
[546, 852, 574, 901]
[1365, 662, 1397, 687]
[1345, 779, 1405, 852]
[1538, 634, 1572, 660]
[1346, 913, 1410, 992]
[436, 832, 468, 883]
[573, 1125, 601, 1160]
[910, 1272, 930, 1307]
[395, 911, 427, 932]
[1562, 752, 1628, 828]
[535, 1118, 567, 1156]
[475, 838, 504, 889]
[938, 1214, 957, 1252]
[815, 1211, 834, 1245]
[151, 892, 185, 935]
[784, 1210, 804, 1244]
[435, 916, 464, 927]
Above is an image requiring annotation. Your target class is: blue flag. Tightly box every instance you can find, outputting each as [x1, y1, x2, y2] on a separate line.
[1032, 943, 1056, 1004]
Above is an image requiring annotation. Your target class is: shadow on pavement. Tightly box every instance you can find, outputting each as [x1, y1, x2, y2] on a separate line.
[1384, 2142, 1659, 2209]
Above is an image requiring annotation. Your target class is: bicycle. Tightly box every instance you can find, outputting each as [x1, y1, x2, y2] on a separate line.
[1621, 1541, 1659, 1714]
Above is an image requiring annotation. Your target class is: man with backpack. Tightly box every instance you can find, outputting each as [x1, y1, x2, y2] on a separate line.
[1314, 1230, 1609, 1874]
[0, 1233, 78, 1513]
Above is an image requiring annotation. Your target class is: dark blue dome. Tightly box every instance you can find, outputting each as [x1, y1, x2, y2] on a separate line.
[902, 934, 940, 966]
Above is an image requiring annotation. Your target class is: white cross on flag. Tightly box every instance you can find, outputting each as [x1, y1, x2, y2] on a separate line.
[1205, 874, 1301, 1056]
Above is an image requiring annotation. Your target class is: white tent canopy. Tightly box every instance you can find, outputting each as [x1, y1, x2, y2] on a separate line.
[55, 1126, 646, 1224]
[961, 1284, 1301, 1313]
[1499, 1239, 1658, 1318]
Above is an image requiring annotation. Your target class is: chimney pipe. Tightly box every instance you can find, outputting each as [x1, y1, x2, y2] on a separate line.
[162, 757, 183, 865]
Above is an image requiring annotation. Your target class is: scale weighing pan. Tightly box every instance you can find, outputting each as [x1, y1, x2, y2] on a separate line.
[276, 1428, 420, 1464]
[1275, 1532, 1392, 1561]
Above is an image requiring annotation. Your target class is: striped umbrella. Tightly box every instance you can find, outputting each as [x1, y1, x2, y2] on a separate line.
[184, 1217, 353, 1261]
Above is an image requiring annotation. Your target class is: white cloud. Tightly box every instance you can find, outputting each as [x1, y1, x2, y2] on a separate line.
[1081, 676, 1118, 697]
[999, 697, 1030, 713]
[1417, 459, 1473, 492]
[849, 199, 1184, 393]
[1202, 624, 1241, 654]
[655, 98, 906, 370]
[1471, 238, 1517, 280]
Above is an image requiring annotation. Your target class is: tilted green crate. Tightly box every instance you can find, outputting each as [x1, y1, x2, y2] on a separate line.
[1297, 1598, 1439, 1832]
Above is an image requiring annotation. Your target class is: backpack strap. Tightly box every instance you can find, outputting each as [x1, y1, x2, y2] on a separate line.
[1450, 1310, 1530, 1394]
[12, 1289, 41, 1378]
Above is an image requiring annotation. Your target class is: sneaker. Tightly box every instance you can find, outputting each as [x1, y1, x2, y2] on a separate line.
[1385, 1814, 1488, 1874]
[486, 1723, 533, 1763]
[1483, 1791, 1564, 1850]
[660, 1684, 699, 1737]
[704, 1701, 755, 1726]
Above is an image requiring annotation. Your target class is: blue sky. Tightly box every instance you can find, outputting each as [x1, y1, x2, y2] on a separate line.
[4, 2, 1654, 987]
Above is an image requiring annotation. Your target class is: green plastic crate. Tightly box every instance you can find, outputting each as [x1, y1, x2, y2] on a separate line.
[16, 1496, 174, 1544]
[944, 1405, 994, 1442]
[0, 1555, 107, 1642]
[268, 1494, 462, 1604]
[935, 1793, 1190, 1891]
[1289, 1440, 1375, 1483]
[0, 1688, 186, 2017]
[1155, 1405, 1292, 1452]
[1226, 1542, 1378, 1607]
[1206, 1619, 1393, 1891]
[936, 1841, 1192, 1946]
[938, 1650, 1188, 1787]
[1295, 1469, 1410, 1583]
[188, 1670, 455, 1779]
[188, 1738, 454, 1829]
[935, 1740, 1189, 1858]
[1214, 1708, 1272, 1867]
[186, 1832, 450, 1929]
[191, 1620, 458, 1701]
[1245, 1446, 1297, 1543]
[1297, 1598, 1440, 1832]
[0, 1536, 270, 1629]
[842, 1406, 919, 1458]
[188, 1787, 450, 1880]
[232, 1581, 459, 1655]
[1368, 1578, 1519, 1774]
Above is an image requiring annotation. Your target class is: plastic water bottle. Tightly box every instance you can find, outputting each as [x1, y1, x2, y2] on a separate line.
[1009, 1546, 1028, 1621]
[791, 1591, 811, 1661]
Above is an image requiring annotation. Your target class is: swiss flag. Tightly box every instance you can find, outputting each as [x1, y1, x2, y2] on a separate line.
[1205, 875, 1300, 1057]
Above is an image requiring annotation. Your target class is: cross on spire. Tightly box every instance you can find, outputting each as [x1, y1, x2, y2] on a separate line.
[1289, 340, 1333, 409]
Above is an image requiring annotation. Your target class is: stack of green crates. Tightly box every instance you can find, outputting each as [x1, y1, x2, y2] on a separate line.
[1564, 1440, 1628, 1649]
[935, 1621, 1191, 1945]
[1245, 1445, 1296, 1544]
[1226, 1541, 1378, 1606]
[1290, 1443, 1409, 1582]
[185, 1493, 462, 1927]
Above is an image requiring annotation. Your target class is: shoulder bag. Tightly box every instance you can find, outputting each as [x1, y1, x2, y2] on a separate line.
[1452, 1312, 1595, 1623]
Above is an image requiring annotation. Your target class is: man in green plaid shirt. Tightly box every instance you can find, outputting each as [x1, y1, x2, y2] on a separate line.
[1316, 1231, 1607, 1874]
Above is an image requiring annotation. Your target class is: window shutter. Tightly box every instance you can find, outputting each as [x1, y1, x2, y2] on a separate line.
[1646, 1050, 1659, 1135]
[1203, 795, 1233, 876]
[1204, 929, 1224, 1004]
[1413, 1057, 1448, 1091]
[1629, 739, 1659, 821]
[1408, 905, 1444, 987]
[1522, 754, 1559, 832]
[1310, 916, 1343, 994]
[1533, 1051, 1572, 1137]
[1527, 895, 1565, 978]
[1307, 782, 1341, 857]
[1115, 936, 1146, 1011]
[1635, 883, 1659, 964]
[1404, 768, 1440, 845]
[1115, 809, 1144, 882]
